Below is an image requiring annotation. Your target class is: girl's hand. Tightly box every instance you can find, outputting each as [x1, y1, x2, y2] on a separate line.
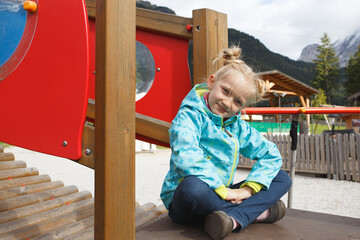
[225, 186, 253, 204]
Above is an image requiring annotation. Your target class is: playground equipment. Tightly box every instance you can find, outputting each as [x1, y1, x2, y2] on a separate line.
[0, 0, 360, 239]
[0, 0, 227, 238]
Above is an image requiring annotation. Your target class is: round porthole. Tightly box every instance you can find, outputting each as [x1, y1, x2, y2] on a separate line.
[136, 41, 156, 101]
[0, 0, 38, 81]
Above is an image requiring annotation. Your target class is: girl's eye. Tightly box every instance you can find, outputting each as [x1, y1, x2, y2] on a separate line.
[222, 88, 229, 95]
[235, 100, 242, 106]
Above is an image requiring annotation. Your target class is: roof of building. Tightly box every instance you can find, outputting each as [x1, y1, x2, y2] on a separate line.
[259, 70, 320, 97]
[347, 91, 360, 101]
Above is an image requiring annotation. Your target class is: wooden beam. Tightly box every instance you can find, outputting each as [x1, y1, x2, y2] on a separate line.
[136, 113, 171, 145]
[86, 99, 95, 120]
[86, 0, 95, 18]
[299, 95, 306, 107]
[267, 95, 278, 122]
[95, 0, 136, 239]
[77, 124, 95, 169]
[264, 75, 308, 97]
[136, 8, 193, 39]
[83, 99, 170, 169]
[268, 94, 276, 107]
[267, 90, 298, 96]
[192, 9, 228, 85]
[306, 97, 310, 129]
[77, 112, 171, 170]
[85, 0, 192, 39]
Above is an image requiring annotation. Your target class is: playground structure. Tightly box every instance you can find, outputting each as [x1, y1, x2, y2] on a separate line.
[0, 0, 360, 239]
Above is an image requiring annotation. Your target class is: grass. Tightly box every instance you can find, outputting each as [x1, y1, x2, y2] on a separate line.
[311, 124, 346, 135]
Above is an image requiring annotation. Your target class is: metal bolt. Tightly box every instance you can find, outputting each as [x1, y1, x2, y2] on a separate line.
[85, 149, 91, 156]
[62, 141, 68, 147]
[156, 68, 161, 72]
[93, 71, 96, 75]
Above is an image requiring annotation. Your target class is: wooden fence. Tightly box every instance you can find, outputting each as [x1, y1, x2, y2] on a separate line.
[238, 133, 360, 182]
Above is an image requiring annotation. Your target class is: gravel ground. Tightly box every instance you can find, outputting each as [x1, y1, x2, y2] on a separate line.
[5, 146, 360, 219]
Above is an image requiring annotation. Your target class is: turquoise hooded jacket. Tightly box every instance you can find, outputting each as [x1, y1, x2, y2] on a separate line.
[160, 83, 282, 209]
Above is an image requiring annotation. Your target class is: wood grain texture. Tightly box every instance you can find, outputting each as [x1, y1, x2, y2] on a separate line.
[94, 0, 136, 238]
[192, 9, 228, 85]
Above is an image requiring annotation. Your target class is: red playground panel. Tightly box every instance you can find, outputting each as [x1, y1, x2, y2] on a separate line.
[88, 19, 192, 123]
[0, 0, 90, 159]
[135, 30, 192, 123]
[0, 2, 192, 159]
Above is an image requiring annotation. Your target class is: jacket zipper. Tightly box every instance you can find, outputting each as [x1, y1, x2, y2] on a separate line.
[222, 121, 238, 187]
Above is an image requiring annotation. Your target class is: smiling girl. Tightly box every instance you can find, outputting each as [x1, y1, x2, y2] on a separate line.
[160, 46, 291, 240]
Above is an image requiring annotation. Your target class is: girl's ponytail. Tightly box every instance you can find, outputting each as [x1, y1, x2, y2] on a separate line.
[213, 46, 270, 106]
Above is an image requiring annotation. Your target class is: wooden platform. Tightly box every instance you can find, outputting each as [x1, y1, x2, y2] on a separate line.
[1, 147, 359, 240]
[137, 210, 360, 240]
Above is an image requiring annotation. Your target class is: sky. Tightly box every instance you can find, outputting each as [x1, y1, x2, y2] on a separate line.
[147, 0, 360, 60]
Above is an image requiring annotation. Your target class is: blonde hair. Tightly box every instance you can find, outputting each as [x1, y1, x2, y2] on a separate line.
[213, 46, 268, 106]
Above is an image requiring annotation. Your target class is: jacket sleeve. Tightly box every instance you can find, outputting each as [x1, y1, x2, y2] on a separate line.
[238, 121, 282, 189]
[169, 107, 227, 195]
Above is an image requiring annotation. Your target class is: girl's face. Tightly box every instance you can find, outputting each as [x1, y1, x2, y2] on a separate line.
[207, 72, 252, 118]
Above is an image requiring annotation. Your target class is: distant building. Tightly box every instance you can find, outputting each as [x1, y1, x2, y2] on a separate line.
[347, 91, 360, 107]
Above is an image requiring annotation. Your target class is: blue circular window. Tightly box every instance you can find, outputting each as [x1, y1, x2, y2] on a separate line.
[0, 0, 38, 81]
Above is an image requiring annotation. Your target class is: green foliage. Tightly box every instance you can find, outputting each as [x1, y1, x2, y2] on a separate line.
[312, 124, 345, 134]
[312, 33, 340, 104]
[345, 44, 360, 96]
[312, 89, 327, 107]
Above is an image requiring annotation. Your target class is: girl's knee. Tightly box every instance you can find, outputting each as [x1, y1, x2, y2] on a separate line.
[177, 176, 210, 200]
[277, 170, 292, 189]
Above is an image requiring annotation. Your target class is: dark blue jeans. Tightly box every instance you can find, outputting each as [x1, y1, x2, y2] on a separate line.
[168, 170, 291, 231]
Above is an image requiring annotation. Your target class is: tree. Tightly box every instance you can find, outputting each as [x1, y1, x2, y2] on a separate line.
[311, 89, 328, 123]
[312, 89, 328, 107]
[345, 44, 360, 96]
[312, 33, 340, 104]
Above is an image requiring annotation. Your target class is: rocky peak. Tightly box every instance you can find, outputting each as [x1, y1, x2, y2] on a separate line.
[297, 43, 319, 63]
[297, 29, 360, 67]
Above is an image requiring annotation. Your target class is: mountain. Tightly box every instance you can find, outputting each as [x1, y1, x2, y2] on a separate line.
[297, 44, 319, 63]
[227, 29, 315, 86]
[298, 30, 360, 67]
[334, 30, 360, 67]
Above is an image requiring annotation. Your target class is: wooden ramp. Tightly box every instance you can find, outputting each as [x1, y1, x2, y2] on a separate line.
[0, 150, 166, 240]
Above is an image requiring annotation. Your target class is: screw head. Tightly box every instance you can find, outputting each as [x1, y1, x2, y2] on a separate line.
[85, 149, 91, 156]
[156, 68, 161, 72]
[62, 141, 68, 147]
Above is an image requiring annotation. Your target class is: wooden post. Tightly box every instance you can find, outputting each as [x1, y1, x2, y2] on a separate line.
[95, 0, 136, 239]
[192, 9, 228, 85]
[306, 97, 310, 131]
